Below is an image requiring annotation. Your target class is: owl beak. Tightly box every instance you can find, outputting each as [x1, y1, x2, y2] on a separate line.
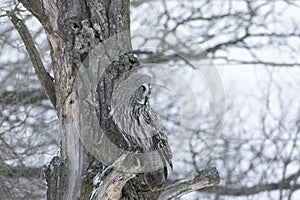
[144, 95, 149, 105]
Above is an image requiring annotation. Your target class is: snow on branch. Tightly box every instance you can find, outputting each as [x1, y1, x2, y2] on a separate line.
[91, 153, 137, 200]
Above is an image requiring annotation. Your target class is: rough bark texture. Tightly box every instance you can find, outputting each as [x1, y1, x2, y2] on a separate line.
[18, 0, 139, 199]
[16, 0, 220, 199]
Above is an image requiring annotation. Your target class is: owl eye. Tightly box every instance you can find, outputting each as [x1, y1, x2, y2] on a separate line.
[140, 85, 146, 91]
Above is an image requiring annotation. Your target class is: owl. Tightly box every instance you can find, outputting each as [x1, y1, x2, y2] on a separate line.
[111, 82, 173, 190]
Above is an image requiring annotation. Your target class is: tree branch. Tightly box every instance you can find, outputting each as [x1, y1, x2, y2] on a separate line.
[91, 153, 137, 200]
[203, 169, 300, 196]
[158, 167, 220, 200]
[7, 12, 56, 107]
[18, 0, 49, 25]
[0, 89, 47, 105]
[92, 170, 135, 200]
[203, 183, 300, 196]
[0, 166, 43, 179]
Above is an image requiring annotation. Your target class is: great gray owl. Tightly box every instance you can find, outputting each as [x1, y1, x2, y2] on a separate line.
[111, 82, 173, 191]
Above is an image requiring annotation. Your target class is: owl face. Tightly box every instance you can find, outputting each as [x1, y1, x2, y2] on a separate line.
[134, 83, 151, 105]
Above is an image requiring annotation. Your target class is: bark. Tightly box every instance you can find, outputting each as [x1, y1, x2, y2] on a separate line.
[16, 0, 220, 199]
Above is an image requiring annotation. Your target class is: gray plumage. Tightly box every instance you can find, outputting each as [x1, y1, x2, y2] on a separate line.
[111, 80, 172, 190]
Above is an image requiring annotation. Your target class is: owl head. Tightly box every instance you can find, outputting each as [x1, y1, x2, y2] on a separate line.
[134, 83, 151, 105]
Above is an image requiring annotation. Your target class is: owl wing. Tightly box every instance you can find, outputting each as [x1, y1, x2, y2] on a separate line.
[143, 132, 172, 191]
[140, 107, 173, 168]
[140, 107, 173, 190]
[154, 132, 173, 169]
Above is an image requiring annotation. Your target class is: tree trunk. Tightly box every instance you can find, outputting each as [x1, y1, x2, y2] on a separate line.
[22, 0, 134, 199]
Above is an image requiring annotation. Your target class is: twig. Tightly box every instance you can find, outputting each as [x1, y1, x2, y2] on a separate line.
[7, 11, 56, 107]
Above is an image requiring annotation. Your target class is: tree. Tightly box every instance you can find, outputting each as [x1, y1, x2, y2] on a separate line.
[1, 0, 219, 199]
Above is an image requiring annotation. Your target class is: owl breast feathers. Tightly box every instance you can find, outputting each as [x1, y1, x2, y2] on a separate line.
[111, 83, 172, 190]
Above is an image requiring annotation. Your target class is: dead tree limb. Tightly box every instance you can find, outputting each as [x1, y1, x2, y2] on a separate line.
[7, 12, 56, 107]
[158, 167, 220, 200]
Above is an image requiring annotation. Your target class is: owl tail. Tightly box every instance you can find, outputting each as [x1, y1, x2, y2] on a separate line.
[144, 167, 168, 191]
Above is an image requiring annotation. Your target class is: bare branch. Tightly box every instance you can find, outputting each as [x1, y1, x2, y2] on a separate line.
[92, 153, 137, 200]
[158, 167, 220, 200]
[18, 0, 46, 24]
[0, 89, 47, 105]
[0, 165, 43, 179]
[216, 58, 300, 67]
[7, 11, 56, 107]
[93, 170, 135, 200]
[202, 169, 300, 196]
[204, 183, 300, 196]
